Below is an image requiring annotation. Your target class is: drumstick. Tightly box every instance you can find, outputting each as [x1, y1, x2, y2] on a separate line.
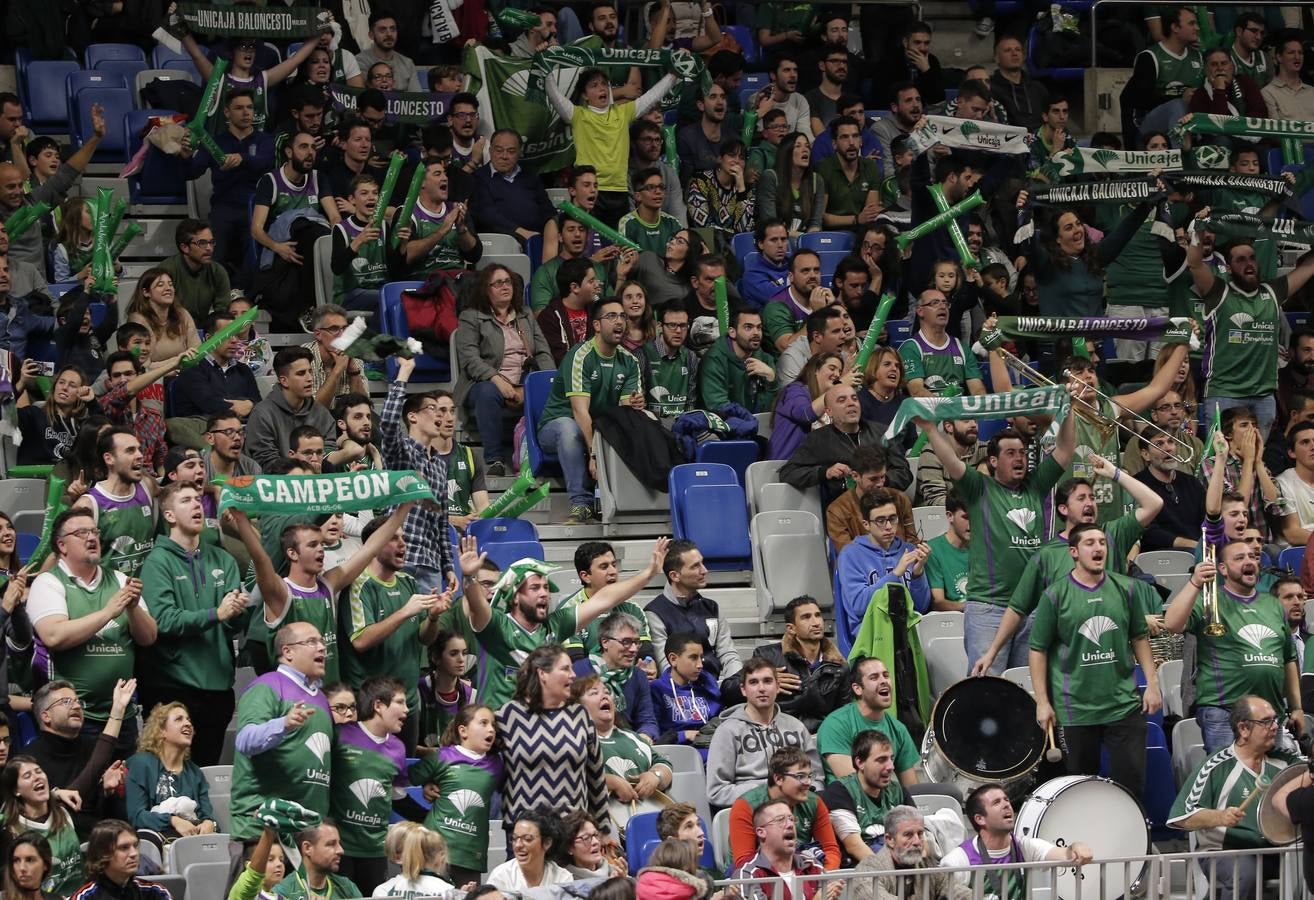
[1238, 778, 1270, 812]
[1045, 722, 1062, 763]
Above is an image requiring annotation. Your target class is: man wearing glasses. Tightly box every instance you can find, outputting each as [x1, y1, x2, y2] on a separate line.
[619, 169, 683, 255]
[575, 611, 659, 741]
[899, 289, 985, 399]
[728, 748, 840, 872]
[1168, 695, 1301, 899]
[302, 305, 368, 408]
[159, 219, 231, 326]
[641, 305, 697, 418]
[1120, 391, 1203, 477]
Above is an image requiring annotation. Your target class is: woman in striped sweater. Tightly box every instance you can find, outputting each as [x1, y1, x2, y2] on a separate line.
[495, 645, 612, 848]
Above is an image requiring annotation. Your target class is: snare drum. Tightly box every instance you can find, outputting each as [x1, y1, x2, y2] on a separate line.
[920, 676, 1044, 793]
[1015, 775, 1150, 900]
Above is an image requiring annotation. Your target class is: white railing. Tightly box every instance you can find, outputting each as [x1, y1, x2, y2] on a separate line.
[716, 844, 1309, 900]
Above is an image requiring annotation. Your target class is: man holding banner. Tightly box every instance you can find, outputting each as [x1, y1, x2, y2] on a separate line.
[908, 382, 1078, 674]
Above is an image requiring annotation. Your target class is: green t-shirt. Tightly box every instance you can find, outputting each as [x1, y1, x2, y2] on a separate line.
[267, 576, 342, 684]
[1098, 207, 1169, 309]
[530, 257, 609, 312]
[816, 703, 918, 782]
[1189, 589, 1295, 713]
[405, 200, 467, 277]
[474, 606, 578, 710]
[341, 569, 424, 710]
[230, 677, 333, 842]
[1168, 745, 1300, 849]
[762, 296, 808, 350]
[44, 565, 135, 721]
[1145, 42, 1204, 97]
[618, 210, 683, 255]
[1007, 514, 1144, 618]
[950, 456, 1066, 606]
[13, 811, 82, 897]
[755, 1, 816, 34]
[90, 484, 156, 578]
[599, 726, 670, 784]
[409, 751, 500, 872]
[897, 333, 982, 395]
[440, 443, 479, 517]
[1202, 274, 1286, 399]
[1028, 571, 1149, 726]
[559, 592, 650, 658]
[816, 156, 881, 217]
[1068, 403, 1133, 524]
[739, 783, 820, 843]
[924, 534, 968, 602]
[329, 722, 408, 857]
[641, 343, 696, 417]
[1230, 47, 1269, 85]
[333, 216, 389, 303]
[538, 338, 643, 431]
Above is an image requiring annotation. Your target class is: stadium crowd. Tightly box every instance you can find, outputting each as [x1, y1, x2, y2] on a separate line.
[7, 0, 1314, 899]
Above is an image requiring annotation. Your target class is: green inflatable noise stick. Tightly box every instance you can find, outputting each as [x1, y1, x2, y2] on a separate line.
[497, 8, 541, 29]
[498, 482, 551, 520]
[109, 221, 144, 260]
[180, 304, 261, 370]
[854, 293, 898, 372]
[662, 123, 678, 169]
[714, 275, 729, 336]
[89, 187, 117, 295]
[186, 57, 230, 161]
[27, 475, 68, 568]
[373, 152, 406, 232]
[3, 202, 51, 242]
[895, 188, 985, 271]
[391, 164, 426, 250]
[478, 470, 537, 519]
[557, 201, 642, 251]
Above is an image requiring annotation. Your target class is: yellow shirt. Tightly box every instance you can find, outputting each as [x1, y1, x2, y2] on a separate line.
[571, 100, 638, 192]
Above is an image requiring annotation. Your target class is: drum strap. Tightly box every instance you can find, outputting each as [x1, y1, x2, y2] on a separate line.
[972, 836, 1027, 900]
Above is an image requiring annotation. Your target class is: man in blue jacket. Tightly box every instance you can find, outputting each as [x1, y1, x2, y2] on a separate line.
[575, 610, 660, 742]
[0, 257, 55, 362]
[171, 310, 263, 423]
[836, 489, 932, 655]
[741, 219, 792, 309]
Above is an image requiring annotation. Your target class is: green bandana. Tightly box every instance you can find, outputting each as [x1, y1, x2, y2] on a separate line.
[909, 116, 1031, 157]
[217, 471, 434, 516]
[883, 386, 1071, 441]
[490, 559, 560, 610]
[1041, 146, 1183, 179]
[257, 799, 320, 835]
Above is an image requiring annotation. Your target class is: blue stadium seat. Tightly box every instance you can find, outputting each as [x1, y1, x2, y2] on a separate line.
[522, 371, 559, 476]
[378, 281, 450, 383]
[71, 87, 133, 161]
[126, 109, 188, 204]
[740, 72, 770, 94]
[1267, 145, 1314, 175]
[66, 69, 127, 124]
[1279, 546, 1305, 573]
[1027, 25, 1083, 81]
[94, 58, 148, 87]
[627, 813, 716, 872]
[1289, 311, 1312, 332]
[16, 533, 38, 562]
[737, 85, 760, 112]
[86, 43, 146, 68]
[817, 250, 847, 278]
[254, 42, 282, 72]
[525, 233, 543, 271]
[153, 45, 193, 69]
[977, 419, 1009, 443]
[723, 25, 758, 65]
[13, 712, 37, 750]
[482, 539, 546, 572]
[23, 61, 81, 133]
[731, 232, 756, 261]
[466, 517, 539, 546]
[799, 231, 854, 253]
[695, 440, 758, 486]
[669, 464, 750, 569]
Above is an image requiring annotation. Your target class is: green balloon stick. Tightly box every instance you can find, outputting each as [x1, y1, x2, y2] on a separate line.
[188, 57, 229, 140]
[740, 110, 759, 148]
[4, 202, 51, 242]
[557, 201, 641, 251]
[479, 471, 537, 519]
[27, 476, 68, 568]
[499, 482, 551, 520]
[662, 124, 678, 169]
[6, 465, 54, 479]
[497, 8, 541, 29]
[854, 293, 898, 372]
[391, 164, 427, 250]
[714, 275, 729, 336]
[180, 304, 261, 370]
[109, 222, 143, 260]
[90, 187, 116, 295]
[373, 153, 405, 233]
[895, 188, 985, 271]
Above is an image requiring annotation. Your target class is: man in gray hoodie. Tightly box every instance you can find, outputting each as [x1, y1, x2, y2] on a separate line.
[706, 656, 822, 810]
[245, 346, 337, 469]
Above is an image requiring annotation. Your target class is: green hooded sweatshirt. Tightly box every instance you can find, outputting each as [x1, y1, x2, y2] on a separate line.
[139, 534, 251, 691]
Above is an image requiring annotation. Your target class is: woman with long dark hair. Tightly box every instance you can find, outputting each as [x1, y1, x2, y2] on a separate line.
[486, 810, 572, 891]
[756, 132, 826, 235]
[6, 831, 58, 900]
[126, 268, 200, 364]
[453, 264, 556, 476]
[0, 758, 83, 897]
[631, 229, 711, 309]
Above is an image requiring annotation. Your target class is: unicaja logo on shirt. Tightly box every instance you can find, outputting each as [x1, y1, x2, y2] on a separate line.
[1005, 508, 1037, 532]
[348, 778, 386, 807]
[606, 757, 638, 778]
[1230, 312, 1254, 329]
[304, 732, 331, 764]
[1238, 624, 1281, 665]
[447, 789, 485, 816]
[1078, 616, 1119, 664]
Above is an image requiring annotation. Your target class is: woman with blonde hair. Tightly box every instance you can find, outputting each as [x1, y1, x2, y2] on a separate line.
[860, 345, 907, 426]
[127, 268, 200, 364]
[125, 702, 218, 840]
[373, 824, 459, 897]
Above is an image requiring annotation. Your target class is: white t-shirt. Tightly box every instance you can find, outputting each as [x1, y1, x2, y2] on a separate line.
[1277, 468, 1314, 539]
[27, 561, 134, 627]
[486, 860, 574, 892]
[939, 835, 1056, 887]
[372, 873, 457, 899]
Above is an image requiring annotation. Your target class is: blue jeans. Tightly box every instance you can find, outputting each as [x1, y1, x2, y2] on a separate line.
[342, 288, 380, 314]
[467, 379, 509, 463]
[408, 564, 443, 594]
[964, 601, 1033, 676]
[1205, 395, 1277, 441]
[1196, 705, 1234, 754]
[538, 416, 592, 507]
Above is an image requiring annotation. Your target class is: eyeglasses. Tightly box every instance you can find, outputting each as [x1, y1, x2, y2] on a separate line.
[607, 637, 640, 648]
[188, 239, 215, 248]
[510, 834, 540, 845]
[489, 278, 515, 288]
[597, 312, 626, 322]
[661, 321, 690, 330]
[918, 298, 948, 308]
[208, 427, 245, 438]
[331, 703, 357, 714]
[1246, 716, 1281, 728]
[44, 696, 81, 712]
[669, 235, 689, 246]
[449, 111, 478, 120]
[639, 183, 665, 193]
[761, 815, 793, 828]
[1153, 402, 1186, 413]
[287, 637, 327, 648]
[58, 527, 97, 541]
[780, 771, 811, 782]
[869, 515, 899, 527]
[316, 324, 346, 335]
[294, 448, 326, 458]
[574, 832, 601, 845]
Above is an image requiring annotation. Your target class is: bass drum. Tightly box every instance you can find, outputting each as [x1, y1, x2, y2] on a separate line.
[1015, 775, 1150, 900]
[920, 676, 1044, 794]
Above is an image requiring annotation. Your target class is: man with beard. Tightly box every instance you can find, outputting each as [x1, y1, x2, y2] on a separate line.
[777, 305, 848, 386]
[139, 482, 251, 764]
[782, 384, 913, 499]
[870, 84, 922, 175]
[355, 13, 420, 91]
[1272, 577, 1308, 673]
[1121, 390, 1204, 477]
[1190, 236, 1314, 440]
[1166, 541, 1304, 752]
[1030, 524, 1160, 793]
[274, 88, 326, 164]
[252, 130, 330, 268]
[231, 499, 415, 685]
[1278, 332, 1314, 433]
[754, 596, 849, 732]
[763, 251, 833, 353]
[327, 392, 381, 474]
[764, 55, 811, 136]
[818, 117, 882, 233]
[940, 785, 1092, 890]
[699, 306, 778, 415]
[202, 412, 261, 487]
[916, 419, 984, 507]
[72, 428, 158, 579]
[817, 657, 919, 785]
[973, 460, 1163, 676]
[170, 311, 262, 440]
[853, 806, 965, 900]
[629, 120, 687, 225]
[642, 305, 698, 418]
[28, 504, 155, 749]
[733, 799, 837, 900]
[159, 219, 232, 326]
[467, 538, 667, 711]
[821, 732, 907, 864]
[398, 162, 480, 279]
[806, 47, 851, 138]
[531, 211, 608, 313]
[446, 94, 485, 173]
[574, 1, 642, 99]
[1135, 430, 1208, 552]
[899, 290, 984, 398]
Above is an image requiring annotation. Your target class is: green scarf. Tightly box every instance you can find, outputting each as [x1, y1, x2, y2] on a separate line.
[1041, 146, 1182, 179]
[590, 654, 633, 712]
[908, 116, 1030, 157]
[883, 386, 1070, 441]
[981, 315, 1193, 347]
[1166, 172, 1294, 199]
[217, 471, 434, 516]
[1199, 212, 1314, 244]
[1176, 112, 1314, 142]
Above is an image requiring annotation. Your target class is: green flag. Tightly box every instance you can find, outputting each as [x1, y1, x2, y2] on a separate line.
[463, 44, 574, 174]
[217, 471, 434, 516]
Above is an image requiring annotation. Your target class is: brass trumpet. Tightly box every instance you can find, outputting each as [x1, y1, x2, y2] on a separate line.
[1201, 528, 1226, 636]
[996, 348, 1198, 466]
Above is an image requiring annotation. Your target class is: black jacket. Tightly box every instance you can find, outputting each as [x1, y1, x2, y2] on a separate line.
[592, 406, 682, 493]
[779, 422, 912, 500]
[753, 635, 850, 732]
[172, 356, 263, 419]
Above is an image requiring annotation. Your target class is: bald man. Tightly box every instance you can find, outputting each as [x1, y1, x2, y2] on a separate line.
[781, 382, 913, 498]
[0, 104, 105, 268]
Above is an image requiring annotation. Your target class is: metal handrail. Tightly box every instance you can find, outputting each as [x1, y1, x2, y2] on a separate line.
[1089, 0, 1314, 70]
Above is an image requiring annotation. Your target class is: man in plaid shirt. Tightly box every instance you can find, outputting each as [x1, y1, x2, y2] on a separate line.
[380, 355, 456, 594]
[100, 348, 191, 476]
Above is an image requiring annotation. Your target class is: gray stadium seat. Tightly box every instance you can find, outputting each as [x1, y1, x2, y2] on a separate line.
[668, 770, 712, 832]
[0, 479, 50, 533]
[750, 510, 833, 616]
[745, 459, 784, 516]
[757, 481, 823, 522]
[486, 818, 507, 871]
[912, 792, 962, 819]
[313, 234, 333, 309]
[183, 861, 228, 900]
[595, 433, 666, 524]
[1172, 717, 1205, 788]
[169, 833, 229, 875]
[915, 611, 963, 647]
[476, 253, 532, 287]
[1001, 666, 1033, 693]
[1158, 659, 1183, 717]
[654, 743, 704, 778]
[912, 505, 948, 540]
[187, 169, 212, 220]
[208, 793, 230, 833]
[711, 808, 733, 873]
[200, 765, 232, 797]
[925, 636, 967, 698]
[134, 68, 197, 108]
[480, 233, 522, 256]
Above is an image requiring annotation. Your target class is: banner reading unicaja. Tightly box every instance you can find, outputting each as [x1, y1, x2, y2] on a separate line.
[1165, 172, 1294, 199]
[981, 316, 1194, 347]
[1041, 146, 1183, 179]
[1176, 113, 1314, 142]
[174, 3, 325, 37]
[329, 84, 455, 125]
[908, 116, 1031, 157]
[883, 386, 1070, 441]
[217, 470, 434, 516]
[1029, 179, 1165, 205]
[464, 44, 574, 174]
